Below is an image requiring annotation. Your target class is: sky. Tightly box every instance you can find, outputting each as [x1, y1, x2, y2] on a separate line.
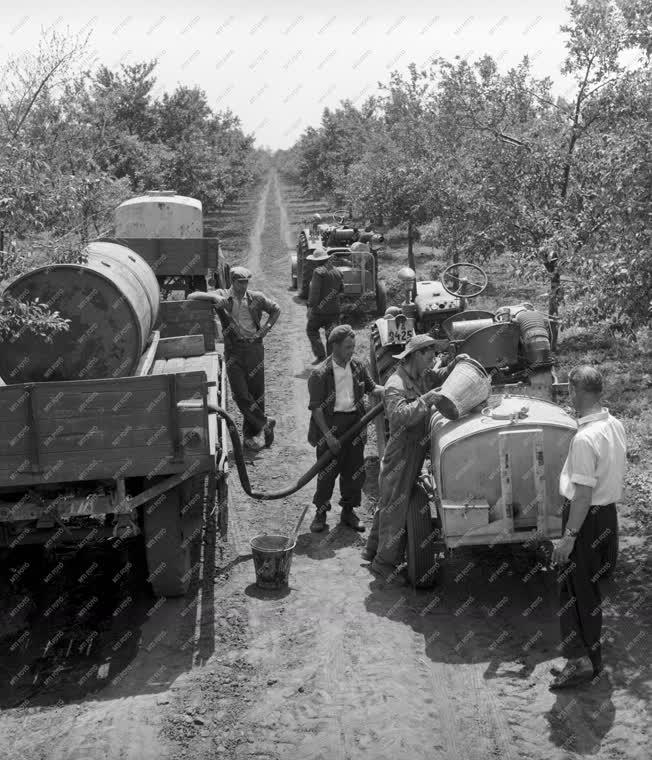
[1, 0, 578, 150]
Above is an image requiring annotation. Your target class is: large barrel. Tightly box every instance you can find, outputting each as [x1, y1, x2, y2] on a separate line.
[450, 317, 495, 342]
[0, 242, 160, 383]
[114, 191, 202, 238]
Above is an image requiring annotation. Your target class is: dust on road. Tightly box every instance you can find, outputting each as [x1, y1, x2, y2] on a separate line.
[1, 171, 649, 760]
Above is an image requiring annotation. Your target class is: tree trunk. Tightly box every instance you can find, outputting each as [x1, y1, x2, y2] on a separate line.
[407, 217, 416, 271]
[548, 268, 561, 351]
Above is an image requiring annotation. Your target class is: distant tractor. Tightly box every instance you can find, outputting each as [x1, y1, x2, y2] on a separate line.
[291, 211, 387, 316]
[100, 190, 231, 299]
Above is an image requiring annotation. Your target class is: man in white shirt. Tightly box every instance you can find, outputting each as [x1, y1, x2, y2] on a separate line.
[550, 365, 626, 689]
[307, 325, 383, 532]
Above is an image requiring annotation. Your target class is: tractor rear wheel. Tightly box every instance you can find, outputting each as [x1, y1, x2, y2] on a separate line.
[142, 482, 194, 597]
[376, 280, 388, 316]
[406, 481, 441, 589]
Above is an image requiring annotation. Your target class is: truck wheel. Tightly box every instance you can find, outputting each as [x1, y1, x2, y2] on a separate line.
[406, 481, 441, 589]
[142, 484, 192, 597]
[376, 280, 388, 316]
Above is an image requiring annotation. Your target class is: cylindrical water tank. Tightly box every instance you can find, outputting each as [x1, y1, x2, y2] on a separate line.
[450, 318, 495, 342]
[114, 191, 203, 238]
[0, 242, 160, 383]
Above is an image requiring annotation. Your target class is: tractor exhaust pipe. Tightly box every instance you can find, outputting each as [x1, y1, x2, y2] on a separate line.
[211, 403, 384, 500]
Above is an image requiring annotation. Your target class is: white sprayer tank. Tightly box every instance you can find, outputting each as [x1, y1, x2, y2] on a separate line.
[114, 190, 203, 238]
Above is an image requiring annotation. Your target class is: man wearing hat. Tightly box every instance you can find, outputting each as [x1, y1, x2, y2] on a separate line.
[307, 324, 384, 532]
[188, 266, 280, 451]
[363, 335, 469, 584]
[306, 248, 343, 364]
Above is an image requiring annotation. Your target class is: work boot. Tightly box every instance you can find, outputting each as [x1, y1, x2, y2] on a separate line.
[263, 417, 276, 448]
[310, 509, 328, 533]
[360, 547, 375, 562]
[370, 559, 408, 586]
[340, 508, 365, 532]
[243, 434, 265, 451]
[549, 657, 595, 689]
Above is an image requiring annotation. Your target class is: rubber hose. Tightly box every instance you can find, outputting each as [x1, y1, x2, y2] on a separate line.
[211, 403, 384, 500]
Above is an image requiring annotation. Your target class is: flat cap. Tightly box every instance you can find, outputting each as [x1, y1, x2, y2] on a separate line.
[230, 266, 252, 281]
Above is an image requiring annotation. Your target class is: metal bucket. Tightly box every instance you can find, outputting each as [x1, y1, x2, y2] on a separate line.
[436, 357, 492, 420]
[250, 534, 296, 589]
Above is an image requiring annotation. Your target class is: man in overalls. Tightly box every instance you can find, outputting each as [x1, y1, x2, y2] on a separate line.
[363, 335, 468, 584]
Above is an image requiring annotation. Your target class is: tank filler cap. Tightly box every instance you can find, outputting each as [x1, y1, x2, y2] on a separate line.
[482, 396, 530, 421]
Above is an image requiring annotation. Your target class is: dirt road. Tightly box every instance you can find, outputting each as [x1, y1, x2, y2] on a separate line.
[0, 170, 649, 760]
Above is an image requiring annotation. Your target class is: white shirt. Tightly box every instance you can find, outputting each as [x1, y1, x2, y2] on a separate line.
[229, 288, 257, 338]
[332, 360, 356, 412]
[559, 408, 627, 505]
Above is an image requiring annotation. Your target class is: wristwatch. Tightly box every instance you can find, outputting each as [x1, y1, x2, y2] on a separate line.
[564, 527, 578, 539]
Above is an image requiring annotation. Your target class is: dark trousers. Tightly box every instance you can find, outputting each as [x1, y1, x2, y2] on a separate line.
[307, 311, 339, 360]
[558, 501, 618, 671]
[224, 340, 266, 438]
[312, 412, 365, 513]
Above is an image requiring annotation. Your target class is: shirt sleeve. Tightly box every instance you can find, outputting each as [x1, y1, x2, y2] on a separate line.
[567, 435, 598, 487]
[308, 370, 325, 411]
[361, 365, 376, 394]
[259, 292, 280, 318]
[384, 382, 429, 429]
[307, 271, 321, 308]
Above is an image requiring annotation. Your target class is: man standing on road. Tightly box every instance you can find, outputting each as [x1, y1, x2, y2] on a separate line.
[363, 336, 469, 584]
[306, 249, 343, 364]
[188, 266, 280, 451]
[550, 365, 626, 689]
[307, 325, 383, 533]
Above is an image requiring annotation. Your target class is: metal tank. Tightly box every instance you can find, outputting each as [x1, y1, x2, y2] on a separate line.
[114, 190, 203, 238]
[430, 395, 576, 546]
[0, 241, 160, 383]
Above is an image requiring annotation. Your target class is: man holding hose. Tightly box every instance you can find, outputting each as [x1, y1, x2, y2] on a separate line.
[307, 325, 384, 533]
[363, 335, 469, 584]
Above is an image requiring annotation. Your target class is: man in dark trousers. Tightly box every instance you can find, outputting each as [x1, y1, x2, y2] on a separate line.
[550, 365, 626, 688]
[306, 249, 343, 364]
[189, 266, 280, 451]
[307, 325, 383, 532]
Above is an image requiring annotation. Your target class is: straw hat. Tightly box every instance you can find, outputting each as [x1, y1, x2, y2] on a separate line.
[306, 248, 331, 261]
[392, 334, 439, 360]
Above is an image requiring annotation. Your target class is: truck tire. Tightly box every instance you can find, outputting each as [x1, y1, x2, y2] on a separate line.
[406, 481, 441, 589]
[142, 484, 192, 597]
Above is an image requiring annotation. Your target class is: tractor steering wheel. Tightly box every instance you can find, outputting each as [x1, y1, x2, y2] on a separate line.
[441, 262, 488, 299]
[332, 210, 349, 225]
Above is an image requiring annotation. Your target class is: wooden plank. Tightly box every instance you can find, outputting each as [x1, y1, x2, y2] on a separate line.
[136, 331, 160, 376]
[155, 335, 206, 360]
[0, 454, 214, 488]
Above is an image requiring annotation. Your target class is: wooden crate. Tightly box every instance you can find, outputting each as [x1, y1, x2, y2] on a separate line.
[0, 371, 212, 488]
[156, 300, 220, 350]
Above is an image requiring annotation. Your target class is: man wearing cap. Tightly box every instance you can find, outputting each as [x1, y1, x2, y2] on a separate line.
[307, 324, 384, 532]
[306, 249, 343, 364]
[549, 365, 626, 689]
[188, 267, 280, 451]
[363, 335, 469, 584]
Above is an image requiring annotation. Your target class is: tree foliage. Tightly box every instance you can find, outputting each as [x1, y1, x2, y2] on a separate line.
[277, 0, 651, 335]
[0, 30, 264, 343]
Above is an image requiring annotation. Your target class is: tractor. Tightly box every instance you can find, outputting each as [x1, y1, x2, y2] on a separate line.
[291, 211, 388, 316]
[370, 262, 568, 458]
